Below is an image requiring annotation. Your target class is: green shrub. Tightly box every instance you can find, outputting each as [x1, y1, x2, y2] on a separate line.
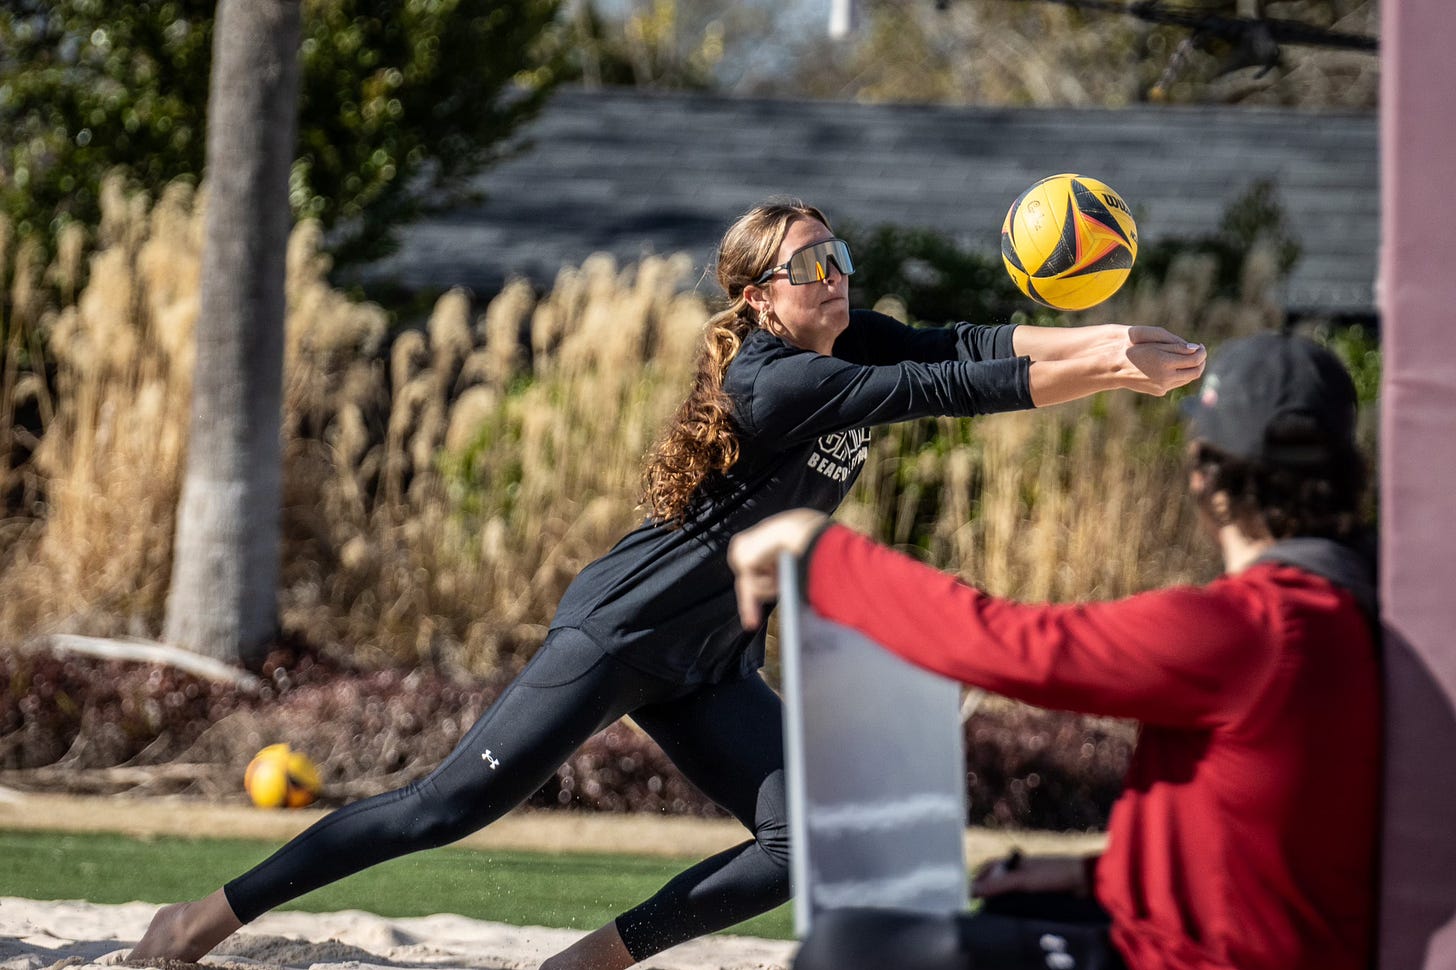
[842, 220, 1035, 326]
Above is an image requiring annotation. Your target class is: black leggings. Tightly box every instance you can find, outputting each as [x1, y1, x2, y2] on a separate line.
[793, 893, 1126, 970]
[223, 628, 790, 961]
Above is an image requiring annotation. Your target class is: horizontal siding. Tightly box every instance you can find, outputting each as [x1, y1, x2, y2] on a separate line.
[359, 87, 1376, 317]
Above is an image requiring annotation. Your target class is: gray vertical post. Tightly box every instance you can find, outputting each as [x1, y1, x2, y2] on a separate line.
[779, 551, 968, 938]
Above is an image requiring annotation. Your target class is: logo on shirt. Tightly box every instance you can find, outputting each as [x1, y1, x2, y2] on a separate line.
[481, 749, 501, 770]
[808, 429, 870, 483]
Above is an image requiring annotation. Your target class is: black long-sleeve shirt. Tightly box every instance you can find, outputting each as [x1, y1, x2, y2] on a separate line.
[548, 309, 1032, 683]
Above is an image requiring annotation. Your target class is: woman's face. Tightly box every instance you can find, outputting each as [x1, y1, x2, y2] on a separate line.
[749, 217, 851, 355]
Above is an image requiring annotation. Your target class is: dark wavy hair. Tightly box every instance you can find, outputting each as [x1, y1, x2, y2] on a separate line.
[1188, 442, 1368, 542]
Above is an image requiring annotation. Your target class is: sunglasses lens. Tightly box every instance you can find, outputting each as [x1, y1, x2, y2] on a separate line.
[787, 239, 854, 284]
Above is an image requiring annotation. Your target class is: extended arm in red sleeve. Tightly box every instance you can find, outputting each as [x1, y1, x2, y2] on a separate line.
[803, 524, 1268, 728]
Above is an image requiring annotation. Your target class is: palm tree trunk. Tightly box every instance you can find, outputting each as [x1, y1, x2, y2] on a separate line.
[163, 0, 301, 665]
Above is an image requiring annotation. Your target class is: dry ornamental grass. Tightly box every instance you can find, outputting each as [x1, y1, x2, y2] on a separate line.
[0, 179, 1302, 826]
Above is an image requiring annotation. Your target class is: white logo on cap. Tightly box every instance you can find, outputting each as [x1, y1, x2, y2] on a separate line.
[1200, 373, 1221, 408]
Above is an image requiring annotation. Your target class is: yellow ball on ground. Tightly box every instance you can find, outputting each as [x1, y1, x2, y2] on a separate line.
[1001, 173, 1139, 311]
[244, 750, 289, 808]
[244, 743, 322, 809]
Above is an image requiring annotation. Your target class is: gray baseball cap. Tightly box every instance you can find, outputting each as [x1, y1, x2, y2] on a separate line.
[1182, 331, 1358, 466]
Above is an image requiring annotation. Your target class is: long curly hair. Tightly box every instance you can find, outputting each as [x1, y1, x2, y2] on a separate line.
[641, 199, 831, 525]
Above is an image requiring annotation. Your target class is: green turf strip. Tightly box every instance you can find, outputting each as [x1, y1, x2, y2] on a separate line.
[0, 828, 793, 940]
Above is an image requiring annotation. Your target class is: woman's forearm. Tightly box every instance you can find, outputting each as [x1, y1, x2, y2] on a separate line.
[1026, 355, 1123, 407]
[1012, 323, 1123, 362]
[1025, 330, 1207, 405]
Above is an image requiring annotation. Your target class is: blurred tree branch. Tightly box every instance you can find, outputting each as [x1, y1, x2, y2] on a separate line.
[979, 0, 1377, 51]
[781, 0, 1377, 108]
[0, 0, 564, 267]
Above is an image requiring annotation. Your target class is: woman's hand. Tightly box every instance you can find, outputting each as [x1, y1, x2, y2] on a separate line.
[727, 509, 830, 630]
[1115, 325, 1206, 396]
[971, 851, 1094, 899]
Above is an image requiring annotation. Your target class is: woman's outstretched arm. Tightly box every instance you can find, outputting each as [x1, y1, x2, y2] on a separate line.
[1013, 323, 1196, 362]
[1021, 325, 1205, 406]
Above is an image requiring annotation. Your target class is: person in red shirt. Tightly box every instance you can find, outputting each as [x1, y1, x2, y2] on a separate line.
[728, 331, 1378, 970]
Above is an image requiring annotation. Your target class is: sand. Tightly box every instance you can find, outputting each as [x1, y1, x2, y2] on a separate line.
[0, 896, 795, 970]
[0, 788, 795, 969]
[0, 791, 799, 969]
[0, 790, 1104, 970]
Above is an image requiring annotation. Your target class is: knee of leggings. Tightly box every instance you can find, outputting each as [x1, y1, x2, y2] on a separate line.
[754, 813, 790, 871]
[753, 770, 791, 869]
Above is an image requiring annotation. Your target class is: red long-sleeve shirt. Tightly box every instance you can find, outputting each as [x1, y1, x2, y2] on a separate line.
[804, 524, 1379, 970]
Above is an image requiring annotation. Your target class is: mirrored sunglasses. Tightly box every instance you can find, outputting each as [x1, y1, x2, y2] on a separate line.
[755, 238, 855, 285]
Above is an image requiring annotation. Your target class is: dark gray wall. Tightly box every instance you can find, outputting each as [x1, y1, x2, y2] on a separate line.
[361, 87, 1377, 318]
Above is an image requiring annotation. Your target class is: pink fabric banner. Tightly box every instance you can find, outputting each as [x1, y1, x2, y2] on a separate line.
[1379, 1, 1456, 967]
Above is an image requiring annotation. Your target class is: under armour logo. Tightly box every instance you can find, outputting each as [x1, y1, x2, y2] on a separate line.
[481, 750, 500, 770]
[1040, 932, 1074, 970]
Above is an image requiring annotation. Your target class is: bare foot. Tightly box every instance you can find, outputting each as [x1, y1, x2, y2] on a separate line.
[129, 890, 242, 964]
[538, 920, 636, 970]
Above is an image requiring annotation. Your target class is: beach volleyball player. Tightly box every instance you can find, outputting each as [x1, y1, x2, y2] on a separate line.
[133, 199, 1204, 970]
